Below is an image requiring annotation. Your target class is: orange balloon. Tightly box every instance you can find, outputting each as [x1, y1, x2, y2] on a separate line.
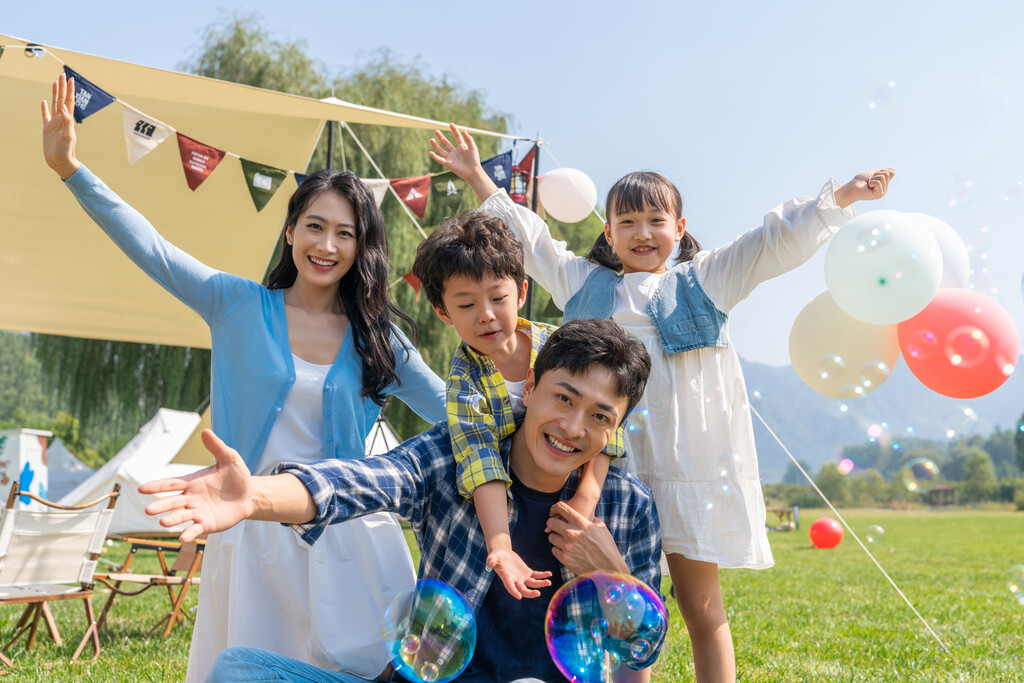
[897, 289, 1019, 398]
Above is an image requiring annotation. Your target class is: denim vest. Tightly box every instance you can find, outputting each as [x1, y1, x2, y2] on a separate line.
[563, 262, 729, 354]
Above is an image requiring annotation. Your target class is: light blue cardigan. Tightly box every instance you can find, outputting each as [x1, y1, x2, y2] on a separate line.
[65, 166, 445, 471]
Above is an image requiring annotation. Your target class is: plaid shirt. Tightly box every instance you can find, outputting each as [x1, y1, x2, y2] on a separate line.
[449, 317, 626, 499]
[276, 421, 662, 623]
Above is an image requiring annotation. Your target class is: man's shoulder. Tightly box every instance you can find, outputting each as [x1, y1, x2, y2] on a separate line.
[602, 466, 655, 508]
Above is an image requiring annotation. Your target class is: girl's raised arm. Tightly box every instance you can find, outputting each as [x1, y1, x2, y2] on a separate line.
[41, 73, 81, 181]
[429, 124, 498, 203]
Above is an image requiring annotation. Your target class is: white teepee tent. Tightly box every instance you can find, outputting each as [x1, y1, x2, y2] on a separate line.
[45, 437, 95, 501]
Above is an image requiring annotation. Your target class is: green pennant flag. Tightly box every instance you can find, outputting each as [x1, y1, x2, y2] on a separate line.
[0, 46, 5, 61]
[240, 159, 288, 212]
[427, 171, 471, 223]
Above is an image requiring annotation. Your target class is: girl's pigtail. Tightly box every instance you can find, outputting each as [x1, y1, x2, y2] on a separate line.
[675, 232, 703, 264]
[586, 232, 623, 270]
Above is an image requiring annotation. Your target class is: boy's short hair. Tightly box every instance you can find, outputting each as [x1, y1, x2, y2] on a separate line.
[533, 319, 651, 418]
[411, 211, 526, 311]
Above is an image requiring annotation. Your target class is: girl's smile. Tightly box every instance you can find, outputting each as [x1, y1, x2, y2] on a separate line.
[604, 206, 686, 274]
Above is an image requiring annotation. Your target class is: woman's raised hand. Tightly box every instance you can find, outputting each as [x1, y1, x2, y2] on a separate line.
[834, 168, 896, 209]
[41, 73, 81, 180]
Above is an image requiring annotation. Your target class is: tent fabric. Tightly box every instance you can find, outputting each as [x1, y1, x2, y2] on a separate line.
[45, 437, 95, 501]
[59, 408, 203, 535]
[0, 34, 516, 349]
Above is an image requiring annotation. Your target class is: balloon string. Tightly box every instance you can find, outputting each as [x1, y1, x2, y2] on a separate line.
[750, 404, 954, 658]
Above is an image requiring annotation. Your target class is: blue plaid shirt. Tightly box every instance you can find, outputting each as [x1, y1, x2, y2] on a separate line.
[276, 422, 662, 620]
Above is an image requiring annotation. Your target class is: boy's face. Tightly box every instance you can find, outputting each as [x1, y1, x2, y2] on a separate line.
[512, 365, 628, 492]
[433, 273, 528, 357]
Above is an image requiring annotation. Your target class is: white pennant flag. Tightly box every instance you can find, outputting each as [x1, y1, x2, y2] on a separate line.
[122, 103, 174, 165]
[361, 178, 391, 208]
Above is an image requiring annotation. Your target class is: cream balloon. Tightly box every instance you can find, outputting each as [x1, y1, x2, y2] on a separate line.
[537, 168, 597, 223]
[789, 292, 901, 398]
[824, 210, 943, 324]
[907, 212, 969, 288]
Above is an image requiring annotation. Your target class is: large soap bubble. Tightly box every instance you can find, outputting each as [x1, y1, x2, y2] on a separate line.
[382, 579, 476, 683]
[824, 210, 942, 324]
[545, 572, 667, 682]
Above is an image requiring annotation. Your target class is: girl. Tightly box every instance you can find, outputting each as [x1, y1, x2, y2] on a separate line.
[42, 74, 446, 682]
[430, 124, 893, 682]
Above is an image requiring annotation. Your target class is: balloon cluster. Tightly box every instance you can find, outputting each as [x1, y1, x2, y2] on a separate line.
[545, 572, 668, 682]
[790, 211, 1019, 399]
[382, 579, 476, 683]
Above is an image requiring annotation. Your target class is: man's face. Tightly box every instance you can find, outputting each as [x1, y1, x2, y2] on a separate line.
[514, 365, 628, 491]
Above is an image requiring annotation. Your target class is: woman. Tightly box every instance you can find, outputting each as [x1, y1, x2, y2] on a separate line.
[42, 73, 445, 681]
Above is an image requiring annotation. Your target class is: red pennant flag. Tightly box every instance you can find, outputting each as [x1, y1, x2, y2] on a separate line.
[514, 145, 536, 174]
[403, 272, 421, 303]
[177, 133, 226, 191]
[390, 175, 430, 218]
[511, 145, 538, 206]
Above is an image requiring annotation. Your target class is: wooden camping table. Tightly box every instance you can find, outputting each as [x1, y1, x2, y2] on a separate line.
[766, 506, 798, 530]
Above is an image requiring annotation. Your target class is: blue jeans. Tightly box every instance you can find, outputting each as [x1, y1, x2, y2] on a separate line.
[208, 647, 549, 683]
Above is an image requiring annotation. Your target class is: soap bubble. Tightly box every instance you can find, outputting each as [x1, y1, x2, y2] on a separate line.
[838, 458, 855, 475]
[1008, 565, 1024, 606]
[902, 458, 939, 492]
[546, 572, 667, 682]
[866, 525, 885, 543]
[383, 579, 476, 683]
[625, 407, 650, 436]
[817, 354, 846, 380]
[943, 406, 979, 439]
[1004, 181, 1024, 201]
[859, 360, 892, 390]
[947, 177, 975, 208]
[867, 81, 896, 111]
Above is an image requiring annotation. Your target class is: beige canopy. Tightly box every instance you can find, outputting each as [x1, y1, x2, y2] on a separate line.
[0, 34, 514, 348]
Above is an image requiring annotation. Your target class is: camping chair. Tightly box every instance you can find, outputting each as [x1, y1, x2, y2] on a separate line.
[95, 535, 205, 638]
[0, 481, 120, 665]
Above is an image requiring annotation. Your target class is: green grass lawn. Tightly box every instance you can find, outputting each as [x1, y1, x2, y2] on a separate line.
[3, 509, 1021, 681]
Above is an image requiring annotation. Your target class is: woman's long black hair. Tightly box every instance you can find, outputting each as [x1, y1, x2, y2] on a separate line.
[586, 171, 702, 270]
[267, 170, 415, 406]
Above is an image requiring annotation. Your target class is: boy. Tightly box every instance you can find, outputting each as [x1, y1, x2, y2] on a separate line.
[411, 212, 626, 599]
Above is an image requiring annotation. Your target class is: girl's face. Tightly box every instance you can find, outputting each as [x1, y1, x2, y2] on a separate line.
[285, 191, 359, 291]
[604, 203, 686, 274]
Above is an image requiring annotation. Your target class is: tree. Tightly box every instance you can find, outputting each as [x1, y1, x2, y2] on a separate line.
[782, 459, 813, 485]
[1015, 412, 1024, 474]
[814, 462, 850, 506]
[960, 448, 997, 503]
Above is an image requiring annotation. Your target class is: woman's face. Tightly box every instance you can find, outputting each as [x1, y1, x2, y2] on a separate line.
[285, 191, 359, 291]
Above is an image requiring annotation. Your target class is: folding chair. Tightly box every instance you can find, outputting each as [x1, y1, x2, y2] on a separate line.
[0, 481, 120, 665]
[95, 535, 205, 638]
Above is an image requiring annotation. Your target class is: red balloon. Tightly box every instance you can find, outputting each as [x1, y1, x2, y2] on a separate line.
[897, 289, 1019, 398]
[809, 517, 844, 549]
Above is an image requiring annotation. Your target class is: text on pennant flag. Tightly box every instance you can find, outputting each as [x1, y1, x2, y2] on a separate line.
[176, 133, 226, 191]
[63, 66, 116, 124]
[121, 103, 174, 165]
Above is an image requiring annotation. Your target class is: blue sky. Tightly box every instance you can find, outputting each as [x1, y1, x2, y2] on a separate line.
[5, 1, 1023, 367]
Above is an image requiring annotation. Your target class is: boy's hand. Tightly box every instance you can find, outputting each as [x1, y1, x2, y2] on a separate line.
[486, 547, 552, 600]
[834, 167, 895, 209]
[429, 124, 498, 202]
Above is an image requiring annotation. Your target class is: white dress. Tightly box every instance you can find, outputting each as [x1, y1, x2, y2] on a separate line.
[481, 181, 854, 568]
[185, 355, 416, 681]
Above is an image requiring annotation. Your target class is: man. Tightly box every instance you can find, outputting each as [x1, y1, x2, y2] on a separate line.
[143, 318, 663, 682]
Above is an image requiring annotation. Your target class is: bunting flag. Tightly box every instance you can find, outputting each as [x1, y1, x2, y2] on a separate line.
[390, 174, 430, 218]
[481, 150, 513, 194]
[429, 171, 469, 218]
[176, 133, 226, 191]
[63, 66, 115, 123]
[294, 172, 307, 187]
[0, 46, 4, 61]
[121, 103, 174, 165]
[403, 272, 421, 302]
[240, 159, 288, 211]
[361, 178, 391, 208]
[510, 145, 537, 206]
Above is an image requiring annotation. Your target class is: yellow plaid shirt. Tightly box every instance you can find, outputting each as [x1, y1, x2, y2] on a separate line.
[448, 318, 626, 499]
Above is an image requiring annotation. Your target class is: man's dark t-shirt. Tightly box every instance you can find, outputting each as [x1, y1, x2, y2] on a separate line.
[457, 474, 568, 682]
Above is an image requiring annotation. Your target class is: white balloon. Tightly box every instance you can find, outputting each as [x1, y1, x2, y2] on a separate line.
[824, 210, 943, 325]
[789, 292, 900, 398]
[538, 168, 597, 223]
[907, 212, 969, 289]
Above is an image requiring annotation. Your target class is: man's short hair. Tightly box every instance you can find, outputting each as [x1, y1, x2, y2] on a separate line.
[533, 318, 651, 418]
[411, 211, 526, 312]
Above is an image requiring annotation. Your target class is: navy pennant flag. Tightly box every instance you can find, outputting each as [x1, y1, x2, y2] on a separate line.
[294, 172, 307, 187]
[63, 66, 115, 123]
[481, 150, 513, 194]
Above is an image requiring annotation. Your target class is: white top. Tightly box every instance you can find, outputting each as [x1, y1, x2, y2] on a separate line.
[504, 377, 527, 417]
[186, 355, 416, 681]
[482, 182, 853, 568]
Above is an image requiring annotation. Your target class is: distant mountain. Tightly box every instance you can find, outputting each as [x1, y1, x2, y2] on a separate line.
[739, 357, 1024, 483]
